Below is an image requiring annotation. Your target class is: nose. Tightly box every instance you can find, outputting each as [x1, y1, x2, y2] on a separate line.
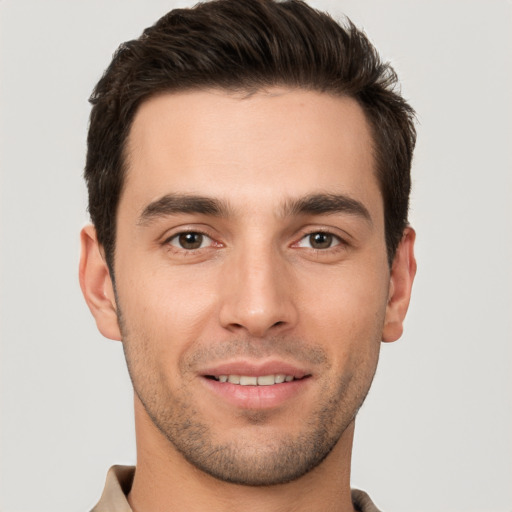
[218, 246, 298, 338]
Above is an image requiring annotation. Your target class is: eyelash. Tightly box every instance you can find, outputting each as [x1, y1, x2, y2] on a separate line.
[163, 228, 348, 254]
[293, 230, 347, 252]
[164, 230, 218, 252]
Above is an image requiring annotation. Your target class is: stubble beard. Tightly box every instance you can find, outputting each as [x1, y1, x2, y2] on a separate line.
[137, 372, 364, 486]
[118, 311, 380, 486]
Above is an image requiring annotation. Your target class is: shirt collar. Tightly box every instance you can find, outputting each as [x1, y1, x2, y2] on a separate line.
[90, 465, 134, 512]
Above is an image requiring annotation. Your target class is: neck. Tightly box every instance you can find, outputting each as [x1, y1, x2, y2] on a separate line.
[128, 395, 357, 512]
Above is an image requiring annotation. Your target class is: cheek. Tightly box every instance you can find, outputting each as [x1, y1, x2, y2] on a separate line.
[300, 264, 389, 358]
[115, 261, 220, 352]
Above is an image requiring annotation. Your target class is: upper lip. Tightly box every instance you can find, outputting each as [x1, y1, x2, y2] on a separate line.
[199, 360, 310, 379]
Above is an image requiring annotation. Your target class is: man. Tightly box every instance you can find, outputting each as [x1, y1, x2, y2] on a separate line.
[79, 0, 417, 510]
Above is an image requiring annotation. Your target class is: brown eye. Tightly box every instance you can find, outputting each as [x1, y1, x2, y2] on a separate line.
[295, 231, 342, 250]
[170, 232, 209, 250]
[309, 232, 334, 249]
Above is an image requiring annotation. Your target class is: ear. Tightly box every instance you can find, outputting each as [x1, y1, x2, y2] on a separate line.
[79, 225, 122, 341]
[382, 227, 417, 343]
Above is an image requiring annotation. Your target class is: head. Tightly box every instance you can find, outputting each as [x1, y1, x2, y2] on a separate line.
[80, 0, 417, 489]
[85, 0, 415, 272]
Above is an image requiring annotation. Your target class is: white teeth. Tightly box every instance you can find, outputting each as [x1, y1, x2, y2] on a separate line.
[257, 375, 275, 386]
[215, 374, 297, 385]
[240, 376, 258, 386]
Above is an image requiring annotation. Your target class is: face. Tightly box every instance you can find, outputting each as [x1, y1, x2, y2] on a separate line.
[81, 88, 415, 486]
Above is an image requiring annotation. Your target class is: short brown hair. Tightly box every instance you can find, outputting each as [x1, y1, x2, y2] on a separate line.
[85, 0, 416, 269]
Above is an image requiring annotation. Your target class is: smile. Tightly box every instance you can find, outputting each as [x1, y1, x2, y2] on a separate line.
[202, 374, 311, 409]
[209, 374, 300, 385]
[199, 361, 313, 408]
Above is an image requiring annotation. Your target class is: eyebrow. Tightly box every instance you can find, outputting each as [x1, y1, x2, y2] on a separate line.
[138, 194, 231, 225]
[137, 192, 372, 225]
[282, 193, 372, 224]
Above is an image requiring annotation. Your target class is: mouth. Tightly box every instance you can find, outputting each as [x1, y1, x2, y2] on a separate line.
[205, 374, 308, 386]
[199, 362, 313, 409]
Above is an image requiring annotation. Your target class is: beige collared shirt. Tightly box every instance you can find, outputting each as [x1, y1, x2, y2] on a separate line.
[91, 465, 382, 512]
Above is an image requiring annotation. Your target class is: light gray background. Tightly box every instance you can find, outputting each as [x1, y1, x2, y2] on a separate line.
[1, 1, 511, 511]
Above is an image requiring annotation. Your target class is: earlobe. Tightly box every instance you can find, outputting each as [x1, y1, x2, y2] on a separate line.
[79, 225, 122, 341]
[382, 227, 417, 343]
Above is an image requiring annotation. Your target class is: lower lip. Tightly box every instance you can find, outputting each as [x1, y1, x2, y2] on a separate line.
[201, 377, 311, 410]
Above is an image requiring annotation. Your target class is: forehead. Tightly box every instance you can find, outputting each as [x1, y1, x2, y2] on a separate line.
[122, 88, 381, 221]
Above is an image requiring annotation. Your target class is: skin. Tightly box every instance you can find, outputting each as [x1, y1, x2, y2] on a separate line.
[80, 88, 416, 512]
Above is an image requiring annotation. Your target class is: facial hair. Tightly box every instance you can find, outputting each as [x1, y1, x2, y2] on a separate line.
[119, 310, 381, 486]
